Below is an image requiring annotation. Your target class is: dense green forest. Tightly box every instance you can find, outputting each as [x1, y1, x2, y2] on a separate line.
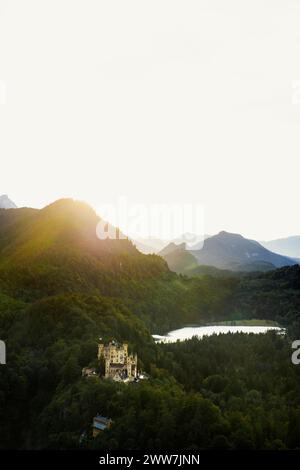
[0, 200, 300, 449]
[0, 200, 236, 333]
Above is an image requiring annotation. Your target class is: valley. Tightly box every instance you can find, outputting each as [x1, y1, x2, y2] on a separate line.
[0, 199, 300, 450]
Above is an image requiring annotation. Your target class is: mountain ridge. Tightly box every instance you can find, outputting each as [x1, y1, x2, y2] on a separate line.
[159, 230, 297, 274]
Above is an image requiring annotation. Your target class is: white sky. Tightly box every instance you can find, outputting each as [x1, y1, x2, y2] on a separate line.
[1, 1, 300, 240]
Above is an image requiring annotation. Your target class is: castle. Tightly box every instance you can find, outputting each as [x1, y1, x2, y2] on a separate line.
[98, 340, 138, 381]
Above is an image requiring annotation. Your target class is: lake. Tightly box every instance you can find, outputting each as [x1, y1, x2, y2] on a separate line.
[153, 325, 283, 343]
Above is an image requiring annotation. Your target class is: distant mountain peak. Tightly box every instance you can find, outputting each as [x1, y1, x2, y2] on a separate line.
[217, 231, 243, 239]
[0, 195, 17, 209]
[190, 230, 296, 272]
[159, 242, 186, 257]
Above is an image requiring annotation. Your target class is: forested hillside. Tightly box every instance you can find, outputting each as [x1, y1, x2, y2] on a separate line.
[0, 200, 300, 449]
[0, 200, 237, 332]
[233, 265, 300, 338]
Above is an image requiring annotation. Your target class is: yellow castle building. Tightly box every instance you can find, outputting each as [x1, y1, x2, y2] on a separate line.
[98, 340, 137, 381]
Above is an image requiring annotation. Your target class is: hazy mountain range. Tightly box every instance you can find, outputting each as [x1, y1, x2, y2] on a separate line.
[159, 231, 298, 274]
[1, 195, 299, 274]
[261, 236, 300, 260]
[131, 237, 167, 255]
[133, 233, 209, 254]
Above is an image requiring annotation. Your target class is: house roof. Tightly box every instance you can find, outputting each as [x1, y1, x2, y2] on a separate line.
[94, 421, 108, 431]
[93, 415, 111, 430]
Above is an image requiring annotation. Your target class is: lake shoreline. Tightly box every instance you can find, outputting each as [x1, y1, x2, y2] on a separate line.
[179, 319, 283, 328]
[153, 321, 284, 343]
[205, 319, 280, 327]
[157, 319, 281, 335]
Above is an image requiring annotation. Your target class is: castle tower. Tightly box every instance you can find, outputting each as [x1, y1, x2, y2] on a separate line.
[97, 340, 137, 380]
[98, 343, 104, 360]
